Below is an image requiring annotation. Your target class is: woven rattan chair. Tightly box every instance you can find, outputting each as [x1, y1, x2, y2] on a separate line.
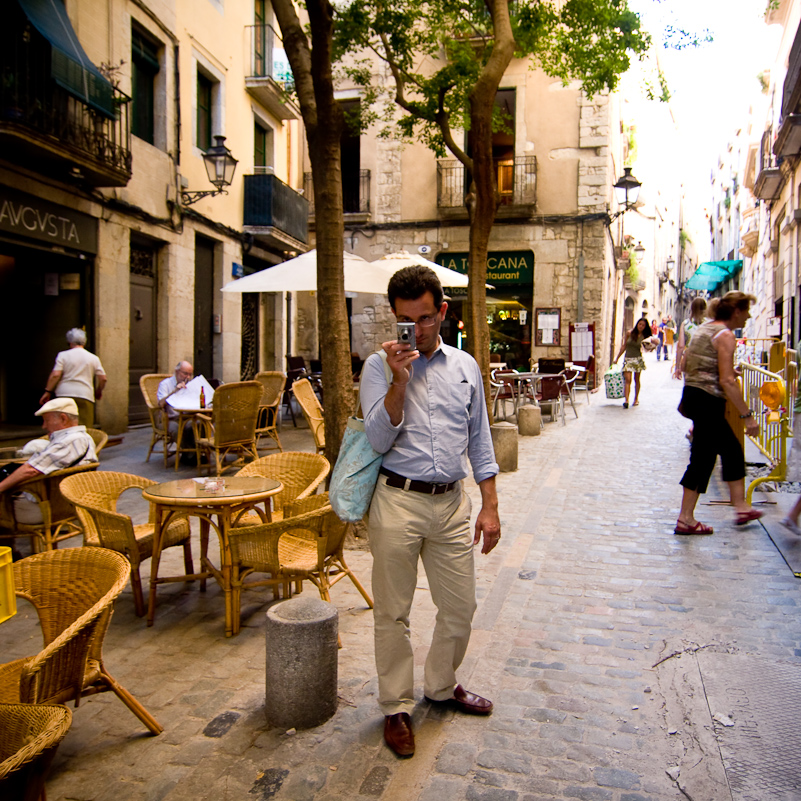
[234, 452, 330, 524]
[60, 471, 195, 617]
[194, 381, 262, 475]
[291, 377, 325, 453]
[0, 462, 99, 553]
[228, 493, 372, 638]
[0, 702, 72, 801]
[139, 374, 173, 466]
[0, 548, 163, 735]
[254, 371, 285, 452]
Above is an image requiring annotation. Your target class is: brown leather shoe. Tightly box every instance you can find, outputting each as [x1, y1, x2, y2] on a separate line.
[384, 712, 415, 757]
[425, 684, 493, 715]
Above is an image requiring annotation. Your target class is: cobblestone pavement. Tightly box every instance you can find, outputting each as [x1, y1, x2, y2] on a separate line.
[3, 359, 800, 801]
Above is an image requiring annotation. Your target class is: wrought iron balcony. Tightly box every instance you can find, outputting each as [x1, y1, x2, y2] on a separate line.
[1, 0, 131, 187]
[303, 170, 371, 217]
[754, 128, 782, 200]
[0, 69, 131, 188]
[437, 156, 537, 216]
[245, 24, 299, 120]
[243, 171, 309, 249]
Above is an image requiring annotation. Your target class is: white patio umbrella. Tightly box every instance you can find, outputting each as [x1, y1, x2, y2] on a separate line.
[220, 249, 390, 295]
[371, 250, 492, 288]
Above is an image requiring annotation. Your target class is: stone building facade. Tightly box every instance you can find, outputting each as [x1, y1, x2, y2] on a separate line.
[0, 0, 306, 434]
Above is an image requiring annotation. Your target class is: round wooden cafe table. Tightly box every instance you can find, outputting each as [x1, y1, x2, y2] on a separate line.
[142, 475, 282, 637]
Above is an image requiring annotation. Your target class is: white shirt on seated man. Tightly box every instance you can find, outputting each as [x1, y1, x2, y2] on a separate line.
[0, 397, 97, 524]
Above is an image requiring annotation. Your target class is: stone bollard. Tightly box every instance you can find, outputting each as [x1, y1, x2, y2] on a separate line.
[518, 405, 542, 436]
[491, 421, 518, 472]
[265, 596, 338, 730]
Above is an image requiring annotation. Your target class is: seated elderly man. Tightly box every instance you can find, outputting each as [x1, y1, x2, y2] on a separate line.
[0, 398, 97, 525]
[157, 360, 197, 462]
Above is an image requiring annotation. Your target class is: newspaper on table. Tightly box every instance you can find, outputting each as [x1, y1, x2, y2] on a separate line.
[166, 376, 215, 410]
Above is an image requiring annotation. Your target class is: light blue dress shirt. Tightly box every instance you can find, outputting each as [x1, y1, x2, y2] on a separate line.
[360, 341, 499, 485]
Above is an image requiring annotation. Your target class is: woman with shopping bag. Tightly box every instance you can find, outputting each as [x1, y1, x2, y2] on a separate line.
[614, 317, 657, 409]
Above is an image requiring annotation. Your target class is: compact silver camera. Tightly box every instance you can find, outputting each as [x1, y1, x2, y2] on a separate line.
[396, 322, 416, 350]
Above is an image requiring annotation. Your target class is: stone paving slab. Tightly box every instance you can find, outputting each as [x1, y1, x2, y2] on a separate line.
[2, 358, 801, 800]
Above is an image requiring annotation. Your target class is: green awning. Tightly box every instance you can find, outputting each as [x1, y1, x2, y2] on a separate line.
[684, 260, 743, 292]
[18, 0, 115, 119]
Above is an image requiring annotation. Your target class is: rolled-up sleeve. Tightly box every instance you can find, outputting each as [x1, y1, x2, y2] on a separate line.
[466, 361, 499, 483]
[360, 353, 401, 454]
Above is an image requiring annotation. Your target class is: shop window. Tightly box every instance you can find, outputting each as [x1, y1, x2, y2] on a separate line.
[132, 27, 160, 145]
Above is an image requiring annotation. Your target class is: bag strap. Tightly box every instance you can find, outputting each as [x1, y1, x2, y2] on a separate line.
[359, 349, 394, 387]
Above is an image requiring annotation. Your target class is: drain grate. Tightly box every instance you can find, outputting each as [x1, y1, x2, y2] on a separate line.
[697, 652, 801, 801]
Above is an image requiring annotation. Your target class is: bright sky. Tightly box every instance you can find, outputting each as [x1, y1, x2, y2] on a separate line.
[628, 0, 783, 249]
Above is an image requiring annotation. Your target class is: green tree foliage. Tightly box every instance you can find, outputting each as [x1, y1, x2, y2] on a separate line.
[334, 1, 650, 416]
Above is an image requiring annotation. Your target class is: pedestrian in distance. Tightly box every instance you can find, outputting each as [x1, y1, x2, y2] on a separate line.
[614, 317, 654, 409]
[674, 298, 707, 380]
[360, 264, 501, 759]
[674, 291, 763, 535]
[656, 317, 667, 361]
[40, 328, 106, 427]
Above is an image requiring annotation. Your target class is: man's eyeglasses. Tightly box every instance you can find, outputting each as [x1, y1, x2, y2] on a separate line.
[398, 314, 440, 329]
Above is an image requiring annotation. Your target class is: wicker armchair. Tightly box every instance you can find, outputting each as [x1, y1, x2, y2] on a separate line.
[0, 702, 72, 801]
[0, 548, 162, 735]
[228, 493, 372, 638]
[60, 472, 195, 617]
[254, 371, 285, 452]
[291, 378, 325, 453]
[139, 373, 172, 466]
[234, 452, 330, 524]
[0, 462, 99, 553]
[194, 381, 262, 475]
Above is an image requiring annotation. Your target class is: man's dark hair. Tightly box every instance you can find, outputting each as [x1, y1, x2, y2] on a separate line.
[387, 265, 444, 310]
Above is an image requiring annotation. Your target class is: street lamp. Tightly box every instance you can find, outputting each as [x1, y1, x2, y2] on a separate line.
[610, 167, 642, 220]
[181, 136, 239, 206]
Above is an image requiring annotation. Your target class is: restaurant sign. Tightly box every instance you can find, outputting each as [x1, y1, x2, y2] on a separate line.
[0, 187, 98, 254]
[436, 250, 533, 285]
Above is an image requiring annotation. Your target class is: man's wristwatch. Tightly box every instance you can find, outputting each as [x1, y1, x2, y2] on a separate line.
[740, 411, 753, 419]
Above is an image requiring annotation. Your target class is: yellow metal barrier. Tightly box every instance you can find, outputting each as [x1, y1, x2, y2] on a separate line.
[740, 362, 791, 502]
[735, 337, 780, 368]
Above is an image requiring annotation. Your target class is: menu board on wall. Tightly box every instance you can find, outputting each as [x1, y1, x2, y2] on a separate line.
[535, 308, 561, 347]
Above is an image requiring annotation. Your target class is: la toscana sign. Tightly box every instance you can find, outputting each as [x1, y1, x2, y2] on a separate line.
[436, 250, 533, 285]
[0, 188, 98, 254]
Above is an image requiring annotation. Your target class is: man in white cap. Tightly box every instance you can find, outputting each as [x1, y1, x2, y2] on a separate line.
[0, 398, 97, 524]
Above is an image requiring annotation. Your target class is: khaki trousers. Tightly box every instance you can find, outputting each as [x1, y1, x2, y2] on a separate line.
[369, 475, 475, 716]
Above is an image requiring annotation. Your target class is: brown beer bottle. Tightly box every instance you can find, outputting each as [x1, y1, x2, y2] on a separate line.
[199, 387, 206, 409]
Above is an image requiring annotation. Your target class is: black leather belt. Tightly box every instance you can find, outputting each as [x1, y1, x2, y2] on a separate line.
[379, 467, 457, 495]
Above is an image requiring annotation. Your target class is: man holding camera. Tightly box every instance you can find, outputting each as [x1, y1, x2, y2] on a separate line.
[360, 265, 501, 758]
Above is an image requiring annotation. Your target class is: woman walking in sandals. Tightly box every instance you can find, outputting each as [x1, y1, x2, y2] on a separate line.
[615, 317, 653, 409]
[674, 291, 763, 535]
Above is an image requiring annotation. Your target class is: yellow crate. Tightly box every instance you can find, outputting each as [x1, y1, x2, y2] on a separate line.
[0, 546, 16, 623]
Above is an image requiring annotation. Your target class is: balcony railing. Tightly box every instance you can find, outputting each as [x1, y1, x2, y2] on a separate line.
[244, 24, 298, 120]
[303, 170, 371, 215]
[437, 156, 537, 211]
[755, 127, 782, 201]
[0, 67, 131, 187]
[243, 173, 309, 246]
[246, 24, 294, 90]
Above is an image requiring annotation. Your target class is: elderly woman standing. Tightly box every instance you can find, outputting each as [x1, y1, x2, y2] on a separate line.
[615, 317, 653, 409]
[675, 291, 762, 534]
[40, 328, 106, 427]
